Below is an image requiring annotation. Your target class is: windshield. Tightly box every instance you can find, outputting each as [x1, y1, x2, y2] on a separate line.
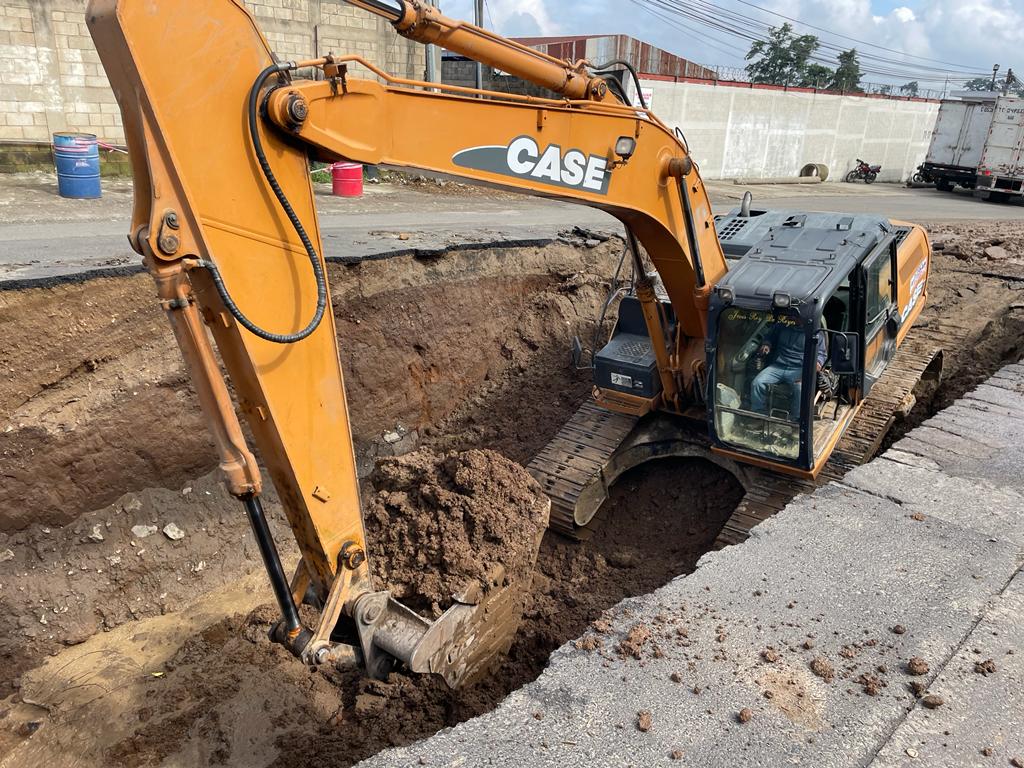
[713, 307, 806, 461]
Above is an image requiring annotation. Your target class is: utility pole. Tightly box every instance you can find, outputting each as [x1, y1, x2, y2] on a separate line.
[474, 0, 484, 91]
[424, 0, 437, 83]
[991, 64, 1000, 91]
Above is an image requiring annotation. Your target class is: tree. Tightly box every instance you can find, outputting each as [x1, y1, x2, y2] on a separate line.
[745, 23, 821, 87]
[830, 48, 863, 92]
[964, 77, 996, 91]
[964, 75, 1024, 96]
[900, 81, 920, 97]
[800, 63, 834, 89]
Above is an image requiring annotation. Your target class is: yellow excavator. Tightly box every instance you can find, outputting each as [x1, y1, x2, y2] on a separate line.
[87, 0, 933, 687]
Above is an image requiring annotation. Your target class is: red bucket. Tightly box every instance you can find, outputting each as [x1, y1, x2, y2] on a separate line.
[331, 162, 363, 197]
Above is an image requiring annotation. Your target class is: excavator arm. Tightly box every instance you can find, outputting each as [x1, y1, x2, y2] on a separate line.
[86, 0, 725, 686]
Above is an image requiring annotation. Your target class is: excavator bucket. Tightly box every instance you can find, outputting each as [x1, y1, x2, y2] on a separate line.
[352, 499, 550, 688]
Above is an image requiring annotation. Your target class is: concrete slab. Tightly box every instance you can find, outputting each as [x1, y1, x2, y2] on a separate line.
[871, 571, 1024, 768]
[357, 364, 1024, 768]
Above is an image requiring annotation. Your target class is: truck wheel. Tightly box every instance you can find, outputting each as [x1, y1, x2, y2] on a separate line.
[936, 179, 952, 192]
[844, 170, 858, 183]
[911, 172, 924, 184]
[865, 172, 877, 184]
[988, 191, 1011, 204]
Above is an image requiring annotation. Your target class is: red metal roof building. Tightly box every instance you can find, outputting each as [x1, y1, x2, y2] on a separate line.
[512, 35, 715, 80]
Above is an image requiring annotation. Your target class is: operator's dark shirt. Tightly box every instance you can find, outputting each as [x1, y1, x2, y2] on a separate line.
[766, 323, 827, 370]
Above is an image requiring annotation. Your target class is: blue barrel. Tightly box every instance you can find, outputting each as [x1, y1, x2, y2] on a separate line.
[52, 132, 101, 199]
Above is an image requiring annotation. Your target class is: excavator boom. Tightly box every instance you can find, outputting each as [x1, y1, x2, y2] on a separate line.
[85, 0, 722, 686]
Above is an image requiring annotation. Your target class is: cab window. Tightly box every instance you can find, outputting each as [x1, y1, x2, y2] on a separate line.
[865, 253, 894, 333]
[713, 307, 804, 461]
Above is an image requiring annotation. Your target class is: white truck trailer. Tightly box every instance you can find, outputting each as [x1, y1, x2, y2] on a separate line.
[974, 95, 1024, 203]
[922, 92, 997, 191]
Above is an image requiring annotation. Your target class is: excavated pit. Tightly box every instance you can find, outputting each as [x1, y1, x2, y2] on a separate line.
[0, 240, 745, 766]
[2, 221, 1023, 766]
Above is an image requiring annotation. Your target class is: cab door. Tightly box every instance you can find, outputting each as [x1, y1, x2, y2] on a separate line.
[859, 239, 899, 396]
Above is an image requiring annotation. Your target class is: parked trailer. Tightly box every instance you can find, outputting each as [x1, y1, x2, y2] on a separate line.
[975, 95, 1024, 203]
[923, 93, 997, 191]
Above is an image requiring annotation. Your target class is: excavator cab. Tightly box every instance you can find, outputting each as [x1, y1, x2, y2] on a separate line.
[706, 210, 926, 476]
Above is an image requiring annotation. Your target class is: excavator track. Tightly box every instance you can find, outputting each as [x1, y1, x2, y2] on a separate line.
[529, 321, 963, 546]
[527, 401, 639, 539]
[714, 319, 963, 547]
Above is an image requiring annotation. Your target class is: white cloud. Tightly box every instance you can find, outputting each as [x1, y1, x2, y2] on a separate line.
[444, 0, 560, 35]
[437, 0, 1020, 88]
[892, 6, 916, 22]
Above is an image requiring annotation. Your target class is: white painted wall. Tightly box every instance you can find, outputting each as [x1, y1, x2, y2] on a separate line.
[642, 79, 940, 183]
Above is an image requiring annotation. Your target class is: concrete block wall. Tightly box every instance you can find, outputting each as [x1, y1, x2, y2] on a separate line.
[645, 78, 940, 182]
[442, 59, 554, 98]
[0, 0, 427, 164]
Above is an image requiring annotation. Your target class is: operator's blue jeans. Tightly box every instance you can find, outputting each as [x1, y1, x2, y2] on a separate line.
[751, 364, 802, 416]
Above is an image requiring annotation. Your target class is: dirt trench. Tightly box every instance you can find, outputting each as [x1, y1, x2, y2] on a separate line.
[2, 221, 1024, 767]
[0, 238, 745, 766]
[0, 241, 614, 532]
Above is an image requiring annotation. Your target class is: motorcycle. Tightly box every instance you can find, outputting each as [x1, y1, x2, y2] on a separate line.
[908, 163, 934, 186]
[845, 159, 881, 184]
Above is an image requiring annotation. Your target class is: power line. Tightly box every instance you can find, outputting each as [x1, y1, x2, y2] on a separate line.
[729, 0, 990, 72]
[653, 0, 991, 77]
[626, 0, 750, 65]
[634, 0, 992, 82]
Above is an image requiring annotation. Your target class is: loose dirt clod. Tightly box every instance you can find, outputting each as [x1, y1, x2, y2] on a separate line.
[909, 680, 927, 697]
[973, 658, 997, 676]
[856, 673, 884, 696]
[810, 657, 836, 683]
[637, 710, 653, 732]
[921, 694, 944, 709]
[738, 707, 753, 723]
[761, 647, 780, 663]
[907, 657, 930, 676]
[892, 625, 907, 635]
[364, 449, 548, 616]
[670, 749, 684, 760]
[617, 624, 653, 659]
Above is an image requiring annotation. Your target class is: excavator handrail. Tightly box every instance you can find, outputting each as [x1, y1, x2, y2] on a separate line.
[318, 53, 671, 129]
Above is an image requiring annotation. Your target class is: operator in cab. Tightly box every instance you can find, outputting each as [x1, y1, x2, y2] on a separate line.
[751, 318, 827, 419]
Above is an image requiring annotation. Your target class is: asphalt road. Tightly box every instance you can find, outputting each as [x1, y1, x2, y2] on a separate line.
[2, 174, 1022, 284]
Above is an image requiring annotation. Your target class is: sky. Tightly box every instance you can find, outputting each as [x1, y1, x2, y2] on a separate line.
[441, 0, 1022, 89]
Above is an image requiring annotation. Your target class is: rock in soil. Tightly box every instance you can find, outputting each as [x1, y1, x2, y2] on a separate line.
[921, 694, 944, 709]
[363, 449, 548, 617]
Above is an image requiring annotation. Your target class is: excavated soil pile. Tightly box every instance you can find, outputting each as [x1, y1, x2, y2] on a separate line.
[364, 449, 548, 616]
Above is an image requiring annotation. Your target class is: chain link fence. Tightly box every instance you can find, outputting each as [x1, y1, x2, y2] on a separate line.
[688, 65, 951, 100]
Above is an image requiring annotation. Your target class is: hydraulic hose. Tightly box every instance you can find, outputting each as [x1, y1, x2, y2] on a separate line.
[593, 59, 648, 109]
[198, 62, 328, 344]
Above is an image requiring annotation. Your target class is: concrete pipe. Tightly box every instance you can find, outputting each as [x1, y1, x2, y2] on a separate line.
[799, 163, 830, 182]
